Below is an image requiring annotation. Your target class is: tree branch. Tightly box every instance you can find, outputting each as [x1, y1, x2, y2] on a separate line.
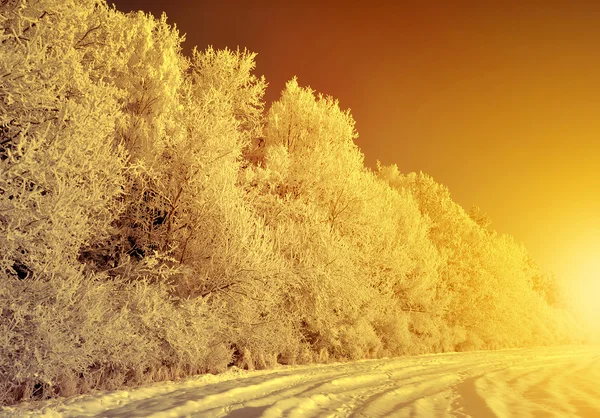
[74, 24, 101, 49]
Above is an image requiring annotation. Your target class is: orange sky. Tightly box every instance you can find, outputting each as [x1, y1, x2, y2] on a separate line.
[113, 0, 600, 285]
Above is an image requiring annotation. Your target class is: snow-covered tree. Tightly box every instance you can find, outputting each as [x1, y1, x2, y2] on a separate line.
[377, 165, 579, 349]
[0, 0, 134, 402]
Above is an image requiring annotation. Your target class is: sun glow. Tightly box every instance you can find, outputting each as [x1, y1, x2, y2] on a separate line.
[570, 257, 600, 339]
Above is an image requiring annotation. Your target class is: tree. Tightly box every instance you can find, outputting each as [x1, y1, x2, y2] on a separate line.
[0, 0, 134, 402]
[377, 164, 580, 349]
[468, 205, 492, 231]
[253, 80, 448, 357]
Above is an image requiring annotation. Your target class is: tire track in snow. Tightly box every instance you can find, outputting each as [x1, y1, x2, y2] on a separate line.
[2, 345, 599, 418]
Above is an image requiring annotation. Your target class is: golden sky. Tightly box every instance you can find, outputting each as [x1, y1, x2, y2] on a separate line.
[113, 0, 600, 285]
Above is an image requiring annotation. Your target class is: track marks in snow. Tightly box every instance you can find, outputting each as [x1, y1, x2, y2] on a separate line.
[474, 351, 600, 417]
[2, 345, 599, 418]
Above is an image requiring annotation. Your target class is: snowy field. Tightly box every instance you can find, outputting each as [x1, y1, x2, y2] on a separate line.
[2, 345, 599, 418]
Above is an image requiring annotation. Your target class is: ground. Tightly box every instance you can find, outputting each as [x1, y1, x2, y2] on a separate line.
[2, 345, 599, 417]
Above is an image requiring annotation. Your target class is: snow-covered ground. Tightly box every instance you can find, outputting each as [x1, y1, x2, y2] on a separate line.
[2, 345, 599, 418]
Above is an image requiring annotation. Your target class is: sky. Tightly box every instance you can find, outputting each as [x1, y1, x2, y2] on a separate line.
[111, 0, 600, 285]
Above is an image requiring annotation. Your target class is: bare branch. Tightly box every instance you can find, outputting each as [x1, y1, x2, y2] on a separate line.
[74, 24, 101, 49]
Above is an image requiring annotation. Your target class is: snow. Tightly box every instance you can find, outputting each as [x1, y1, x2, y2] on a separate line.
[2, 345, 599, 417]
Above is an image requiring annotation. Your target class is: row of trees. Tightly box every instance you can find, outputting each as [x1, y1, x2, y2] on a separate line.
[0, 0, 584, 405]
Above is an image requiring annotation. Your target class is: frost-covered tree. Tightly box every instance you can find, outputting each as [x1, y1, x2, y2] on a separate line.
[0, 0, 127, 267]
[0, 0, 135, 402]
[189, 46, 266, 145]
[377, 165, 580, 349]
[62, 6, 189, 265]
[249, 79, 450, 358]
[265, 78, 362, 201]
[0, 0, 274, 404]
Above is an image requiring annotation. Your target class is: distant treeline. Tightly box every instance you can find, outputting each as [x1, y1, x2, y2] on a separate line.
[0, 0, 585, 406]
